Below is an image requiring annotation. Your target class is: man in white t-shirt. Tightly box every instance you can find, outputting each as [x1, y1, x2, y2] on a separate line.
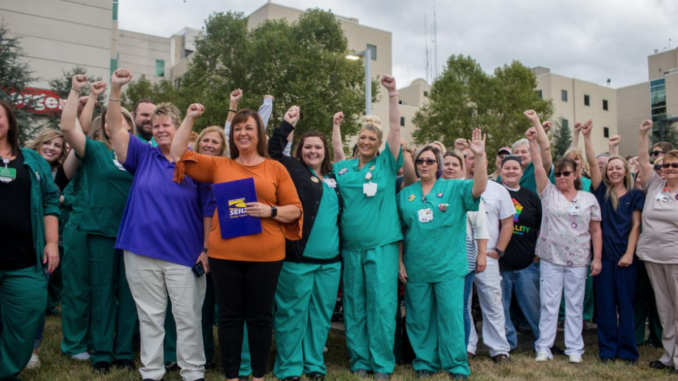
[463, 147, 515, 363]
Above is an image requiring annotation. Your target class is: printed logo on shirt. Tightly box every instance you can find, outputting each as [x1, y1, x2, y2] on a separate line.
[512, 198, 523, 223]
[338, 168, 348, 175]
[229, 198, 247, 218]
[408, 194, 416, 202]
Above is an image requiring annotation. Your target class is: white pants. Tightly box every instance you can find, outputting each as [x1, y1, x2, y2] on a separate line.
[645, 262, 678, 368]
[534, 260, 587, 357]
[467, 257, 510, 357]
[125, 251, 207, 381]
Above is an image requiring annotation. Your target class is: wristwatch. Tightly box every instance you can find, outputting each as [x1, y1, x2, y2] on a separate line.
[494, 248, 505, 258]
[202, 248, 208, 253]
[270, 206, 278, 218]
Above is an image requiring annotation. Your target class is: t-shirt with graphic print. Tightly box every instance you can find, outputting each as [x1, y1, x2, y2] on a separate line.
[500, 185, 542, 271]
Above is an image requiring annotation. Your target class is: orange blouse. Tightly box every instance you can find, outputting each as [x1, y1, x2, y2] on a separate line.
[174, 150, 303, 262]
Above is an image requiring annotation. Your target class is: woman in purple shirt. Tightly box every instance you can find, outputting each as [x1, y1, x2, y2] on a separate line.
[107, 69, 212, 381]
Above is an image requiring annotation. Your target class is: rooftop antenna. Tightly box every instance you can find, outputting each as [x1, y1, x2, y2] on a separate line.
[424, 14, 430, 83]
[433, 0, 439, 80]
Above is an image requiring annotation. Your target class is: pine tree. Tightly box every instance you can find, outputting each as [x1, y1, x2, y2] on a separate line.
[551, 119, 572, 159]
[47, 66, 106, 128]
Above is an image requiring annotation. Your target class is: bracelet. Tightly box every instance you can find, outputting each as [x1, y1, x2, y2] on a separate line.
[388, 91, 399, 97]
[108, 98, 120, 102]
[229, 109, 238, 113]
[70, 88, 80, 93]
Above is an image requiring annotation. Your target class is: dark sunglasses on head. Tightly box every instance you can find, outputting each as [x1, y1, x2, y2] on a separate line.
[651, 151, 664, 157]
[554, 171, 573, 177]
[416, 158, 437, 166]
[654, 164, 663, 171]
[662, 163, 678, 169]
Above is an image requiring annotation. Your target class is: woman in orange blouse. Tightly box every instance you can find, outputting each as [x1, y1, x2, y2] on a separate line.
[171, 106, 303, 381]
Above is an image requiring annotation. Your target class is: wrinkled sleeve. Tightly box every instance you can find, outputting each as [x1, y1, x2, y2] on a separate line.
[199, 183, 217, 218]
[456, 179, 480, 212]
[173, 150, 219, 184]
[122, 133, 149, 175]
[39, 156, 61, 217]
[275, 163, 303, 241]
[589, 195, 602, 222]
[259, 97, 273, 129]
[380, 142, 403, 175]
[471, 203, 490, 240]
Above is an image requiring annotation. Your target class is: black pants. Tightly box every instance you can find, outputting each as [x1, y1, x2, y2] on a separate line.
[210, 258, 283, 378]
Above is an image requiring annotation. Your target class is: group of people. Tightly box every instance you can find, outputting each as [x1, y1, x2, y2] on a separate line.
[0, 67, 677, 381]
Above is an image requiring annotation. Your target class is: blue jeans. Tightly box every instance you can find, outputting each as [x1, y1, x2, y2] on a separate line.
[500, 262, 541, 349]
[463, 271, 475, 346]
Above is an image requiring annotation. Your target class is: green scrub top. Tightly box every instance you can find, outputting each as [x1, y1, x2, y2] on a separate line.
[77, 138, 133, 237]
[548, 171, 591, 192]
[136, 134, 157, 147]
[333, 142, 403, 251]
[397, 179, 479, 283]
[303, 169, 340, 260]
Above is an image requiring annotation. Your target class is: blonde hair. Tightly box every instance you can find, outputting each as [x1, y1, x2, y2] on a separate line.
[431, 140, 447, 154]
[101, 107, 136, 149]
[564, 147, 590, 177]
[360, 115, 383, 142]
[89, 116, 103, 141]
[151, 103, 182, 129]
[602, 155, 634, 211]
[664, 150, 678, 163]
[195, 126, 227, 156]
[26, 129, 67, 168]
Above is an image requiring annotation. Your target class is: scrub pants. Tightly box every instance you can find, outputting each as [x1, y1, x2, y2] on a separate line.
[535, 261, 587, 358]
[405, 277, 469, 376]
[500, 262, 541, 350]
[644, 262, 678, 369]
[164, 273, 217, 365]
[46, 246, 64, 314]
[0, 266, 47, 380]
[593, 258, 638, 360]
[463, 272, 475, 346]
[60, 219, 90, 356]
[635, 260, 662, 346]
[559, 267, 594, 322]
[274, 261, 341, 379]
[342, 243, 399, 374]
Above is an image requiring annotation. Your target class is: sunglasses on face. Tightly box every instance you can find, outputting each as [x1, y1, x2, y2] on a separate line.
[651, 151, 664, 157]
[416, 158, 437, 166]
[654, 164, 663, 171]
[554, 171, 573, 177]
[662, 163, 678, 169]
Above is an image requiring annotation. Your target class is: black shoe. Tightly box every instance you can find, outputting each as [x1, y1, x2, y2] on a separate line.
[204, 360, 216, 370]
[491, 354, 510, 364]
[283, 377, 301, 381]
[551, 345, 566, 356]
[238, 377, 250, 381]
[92, 361, 111, 375]
[165, 361, 179, 372]
[449, 374, 468, 381]
[375, 373, 390, 380]
[352, 369, 369, 379]
[307, 372, 325, 381]
[599, 358, 615, 364]
[649, 360, 670, 370]
[415, 370, 433, 378]
[113, 359, 135, 370]
[193, 379, 205, 381]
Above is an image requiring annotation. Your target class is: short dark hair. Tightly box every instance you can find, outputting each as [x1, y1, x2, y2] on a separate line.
[229, 109, 269, 160]
[554, 158, 581, 190]
[295, 131, 332, 175]
[133, 99, 155, 114]
[0, 100, 20, 156]
[653, 142, 675, 153]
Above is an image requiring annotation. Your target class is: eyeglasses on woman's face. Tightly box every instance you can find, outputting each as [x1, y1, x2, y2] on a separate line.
[416, 158, 437, 166]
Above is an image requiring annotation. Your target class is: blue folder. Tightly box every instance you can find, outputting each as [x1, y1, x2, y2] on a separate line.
[214, 177, 263, 239]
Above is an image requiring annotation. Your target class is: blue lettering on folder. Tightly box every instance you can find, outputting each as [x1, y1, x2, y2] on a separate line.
[214, 177, 263, 239]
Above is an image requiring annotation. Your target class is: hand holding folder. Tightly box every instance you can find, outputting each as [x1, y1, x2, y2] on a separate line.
[213, 177, 263, 239]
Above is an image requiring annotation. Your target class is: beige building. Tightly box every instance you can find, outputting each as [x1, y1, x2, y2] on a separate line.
[533, 67, 618, 155]
[398, 78, 432, 145]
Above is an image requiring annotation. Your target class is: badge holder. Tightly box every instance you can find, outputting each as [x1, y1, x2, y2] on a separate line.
[0, 158, 16, 184]
[418, 208, 433, 223]
[363, 170, 377, 197]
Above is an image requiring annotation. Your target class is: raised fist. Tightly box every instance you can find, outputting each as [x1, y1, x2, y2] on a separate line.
[542, 121, 552, 133]
[187, 103, 205, 119]
[333, 112, 344, 126]
[454, 138, 468, 151]
[230, 89, 243, 103]
[525, 127, 537, 141]
[574, 122, 582, 132]
[111, 69, 133, 86]
[72, 75, 88, 92]
[381, 75, 396, 91]
[263, 94, 274, 101]
[284, 106, 300, 126]
[523, 110, 539, 123]
[640, 120, 653, 135]
[90, 81, 107, 96]
[581, 119, 593, 136]
[608, 135, 621, 147]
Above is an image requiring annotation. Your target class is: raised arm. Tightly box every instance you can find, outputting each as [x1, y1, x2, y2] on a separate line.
[224, 89, 242, 151]
[60, 75, 89, 157]
[170, 103, 205, 162]
[62, 148, 79, 180]
[469, 128, 488, 198]
[637, 120, 654, 188]
[581, 120, 601, 190]
[269, 106, 299, 161]
[571, 122, 581, 148]
[108, 70, 133, 163]
[79, 81, 106, 134]
[401, 140, 417, 187]
[526, 127, 548, 194]
[608, 134, 621, 156]
[259, 95, 274, 129]
[332, 112, 346, 162]
[381, 75, 402, 159]
[524, 110, 552, 173]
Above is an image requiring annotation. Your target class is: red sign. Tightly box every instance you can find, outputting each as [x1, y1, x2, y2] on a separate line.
[10, 88, 63, 115]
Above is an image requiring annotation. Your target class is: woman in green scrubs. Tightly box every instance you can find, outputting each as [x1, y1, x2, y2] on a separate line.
[60, 75, 138, 374]
[397, 131, 487, 380]
[330, 76, 403, 380]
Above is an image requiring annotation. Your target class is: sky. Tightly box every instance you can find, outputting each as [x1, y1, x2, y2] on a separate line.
[119, 0, 678, 89]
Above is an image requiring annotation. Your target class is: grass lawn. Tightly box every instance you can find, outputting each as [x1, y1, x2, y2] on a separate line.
[18, 314, 675, 381]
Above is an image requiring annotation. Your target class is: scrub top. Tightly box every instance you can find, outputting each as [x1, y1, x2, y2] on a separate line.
[397, 179, 480, 283]
[333, 143, 403, 251]
[78, 137, 133, 237]
[593, 182, 645, 261]
[303, 169, 341, 260]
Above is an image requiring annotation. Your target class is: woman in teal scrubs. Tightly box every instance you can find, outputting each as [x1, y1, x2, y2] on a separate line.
[397, 131, 487, 380]
[331, 76, 403, 380]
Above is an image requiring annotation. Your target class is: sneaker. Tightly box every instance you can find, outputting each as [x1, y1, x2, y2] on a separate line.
[71, 352, 91, 361]
[26, 353, 40, 369]
[535, 352, 549, 362]
[569, 353, 582, 364]
[323, 346, 329, 354]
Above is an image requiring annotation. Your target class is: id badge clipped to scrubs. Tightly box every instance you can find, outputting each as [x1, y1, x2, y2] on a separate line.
[0, 158, 16, 184]
[324, 178, 337, 188]
[363, 182, 377, 197]
[418, 208, 433, 223]
[656, 193, 670, 203]
[568, 203, 581, 216]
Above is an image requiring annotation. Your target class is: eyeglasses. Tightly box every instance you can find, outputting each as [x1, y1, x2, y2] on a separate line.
[554, 171, 573, 177]
[662, 163, 678, 169]
[654, 164, 663, 171]
[416, 158, 437, 166]
[651, 151, 664, 157]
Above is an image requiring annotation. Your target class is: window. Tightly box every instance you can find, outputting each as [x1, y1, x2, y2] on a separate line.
[604, 127, 610, 138]
[110, 58, 118, 77]
[398, 99, 403, 105]
[562, 118, 569, 130]
[561, 90, 568, 102]
[584, 94, 590, 106]
[424, 91, 429, 97]
[400, 117, 405, 127]
[602, 99, 608, 111]
[366, 44, 377, 61]
[155, 59, 165, 77]
[536, 90, 543, 99]
[112, 0, 118, 21]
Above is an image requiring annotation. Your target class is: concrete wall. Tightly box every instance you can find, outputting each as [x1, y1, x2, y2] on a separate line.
[617, 82, 651, 156]
[0, 0, 113, 88]
[648, 48, 678, 81]
[116, 30, 171, 83]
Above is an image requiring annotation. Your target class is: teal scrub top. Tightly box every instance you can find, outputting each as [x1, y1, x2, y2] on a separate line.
[78, 138, 133, 237]
[303, 169, 341, 260]
[333, 142, 403, 251]
[398, 179, 479, 283]
[136, 134, 157, 147]
[549, 172, 592, 193]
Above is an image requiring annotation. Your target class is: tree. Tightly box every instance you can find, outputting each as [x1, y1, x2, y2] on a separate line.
[121, 75, 180, 111]
[177, 10, 375, 145]
[661, 120, 678, 149]
[413, 55, 553, 156]
[0, 23, 39, 142]
[550, 119, 572, 158]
